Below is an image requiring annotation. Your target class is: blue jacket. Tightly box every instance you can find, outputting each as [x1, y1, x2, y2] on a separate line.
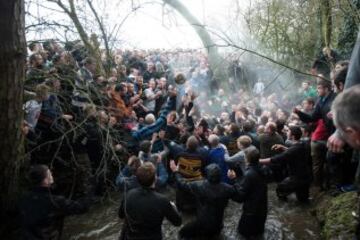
[208, 147, 230, 183]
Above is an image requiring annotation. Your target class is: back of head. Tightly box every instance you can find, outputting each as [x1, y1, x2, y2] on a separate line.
[115, 83, 126, 92]
[186, 136, 199, 151]
[35, 84, 50, 100]
[230, 123, 240, 135]
[29, 164, 49, 186]
[136, 162, 156, 187]
[238, 135, 252, 148]
[145, 113, 155, 125]
[208, 134, 219, 147]
[289, 126, 302, 140]
[265, 122, 277, 134]
[205, 163, 221, 184]
[333, 65, 348, 90]
[332, 85, 360, 132]
[275, 119, 286, 132]
[244, 148, 260, 165]
[243, 121, 253, 133]
[128, 156, 141, 174]
[215, 124, 225, 135]
[140, 140, 152, 153]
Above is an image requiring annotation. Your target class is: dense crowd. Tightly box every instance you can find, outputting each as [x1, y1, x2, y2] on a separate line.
[18, 38, 360, 240]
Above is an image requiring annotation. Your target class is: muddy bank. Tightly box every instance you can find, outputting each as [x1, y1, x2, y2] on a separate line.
[314, 191, 358, 240]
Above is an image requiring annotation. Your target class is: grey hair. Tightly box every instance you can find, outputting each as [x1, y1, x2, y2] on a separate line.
[332, 85, 360, 131]
[208, 134, 220, 147]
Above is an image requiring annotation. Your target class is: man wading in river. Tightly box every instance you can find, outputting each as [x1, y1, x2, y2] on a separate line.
[118, 162, 182, 240]
[18, 165, 89, 240]
[228, 148, 268, 239]
[170, 162, 237, 239]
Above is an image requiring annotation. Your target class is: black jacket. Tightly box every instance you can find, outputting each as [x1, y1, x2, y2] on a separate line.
[297, 92, 337, 135]
[174, 172, 235, 232]
[119, 187, 182, 240]
[233, 164, 268, 217]
[18, 187, 88, 240]
[271, 142, 312, 183]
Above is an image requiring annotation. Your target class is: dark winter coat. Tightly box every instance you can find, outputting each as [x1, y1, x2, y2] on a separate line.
[18, 187, 88, 240]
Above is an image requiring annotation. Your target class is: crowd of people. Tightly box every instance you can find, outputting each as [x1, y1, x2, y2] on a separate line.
[17, 37, 360, 240]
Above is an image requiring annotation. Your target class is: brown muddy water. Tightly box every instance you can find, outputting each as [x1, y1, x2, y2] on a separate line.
[62, 184, 321, 240]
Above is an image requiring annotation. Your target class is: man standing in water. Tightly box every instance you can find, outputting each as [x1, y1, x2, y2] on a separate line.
[118, 162, 182, 240]
[18, 165, 89, 240]
[228, 148, 268, 239]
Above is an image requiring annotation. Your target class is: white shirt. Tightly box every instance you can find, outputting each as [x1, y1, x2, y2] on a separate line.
[24, 100, 42, 129]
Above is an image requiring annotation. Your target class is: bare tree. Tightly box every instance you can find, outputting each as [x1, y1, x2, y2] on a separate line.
[163, 0, 227, 85]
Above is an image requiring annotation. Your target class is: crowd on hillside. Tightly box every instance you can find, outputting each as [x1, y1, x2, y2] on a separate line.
[17, 38, 360, 240]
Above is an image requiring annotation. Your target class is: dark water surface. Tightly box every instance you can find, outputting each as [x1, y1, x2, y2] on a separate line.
[63, 184, 321, 240]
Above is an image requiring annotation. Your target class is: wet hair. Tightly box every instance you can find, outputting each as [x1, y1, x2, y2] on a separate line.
[244, 148, 260, 165]
[136, 162, 156, 187]
[29, 164, 49, 186]
[139, 140, 152, 153]
[289, 126, 302, 140]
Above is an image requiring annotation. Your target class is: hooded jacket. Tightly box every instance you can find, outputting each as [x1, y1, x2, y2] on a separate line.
[174, 164, 236, 232]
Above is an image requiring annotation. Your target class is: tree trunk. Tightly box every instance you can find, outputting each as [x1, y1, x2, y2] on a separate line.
[53, 0, 105, 75]
[0, 0, 26, 218]
[163, 0, 227, 87]
[320, 0, 332, 47]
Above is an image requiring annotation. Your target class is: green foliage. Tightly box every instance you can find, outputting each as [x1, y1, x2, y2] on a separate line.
[245, 0, 318, 71]
[337, 0, 360, 58]
[245, 0, 360, 70]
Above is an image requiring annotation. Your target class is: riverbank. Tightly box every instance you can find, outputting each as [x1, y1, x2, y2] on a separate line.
[313, 190, 358, 240]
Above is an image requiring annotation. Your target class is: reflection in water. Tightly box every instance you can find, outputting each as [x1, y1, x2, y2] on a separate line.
[63, 184, 320, 240]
